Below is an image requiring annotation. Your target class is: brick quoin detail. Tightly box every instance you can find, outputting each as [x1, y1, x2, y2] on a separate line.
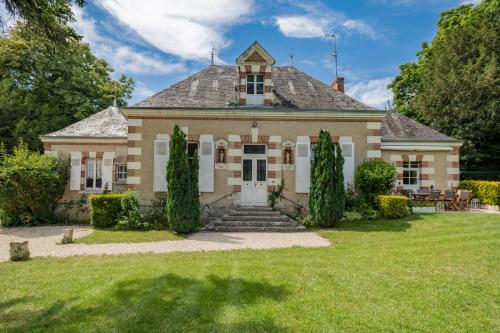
[268, 171, 276, 178]
[128, 126, 140, 133]
[372, 129, 382, 136]
[310, 136, 318, 144]
[96, 152, 103, 158]
[258, 135, 270, 143]
[188, 134, 199, 142]
[127, 141, 135, 147]
[268, 143, 276, 149]
[451, 161, 459, 168]
[416, 154, 423, 162]
[233, 185, 241, 192]
[264, 72, 271, 79]
[332, 136, 339, 143]
[259, 65, 267, 73]
[233, 156, 241, 163]
[268, 157, 277, 164]
[452, 147, 460, 155]
[233, 171, 241, 178]
[239, 98, 246, 105]
[234, 142, 242, 149]
[127, 155, 136, 162]
[267, 185, 275, 193]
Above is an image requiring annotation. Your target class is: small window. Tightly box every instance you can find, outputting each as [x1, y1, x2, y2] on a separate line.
[403, 161, 420, 187]
[86, 159, 103, 189]
[244, 145, 266, 154]
[310, 144, 317, 161]
[188, 143, 198, 160]
[246, 75, 264, 95]
[115, 164, 127, 182]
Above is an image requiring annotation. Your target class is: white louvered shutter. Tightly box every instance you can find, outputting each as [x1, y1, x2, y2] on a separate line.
[70, 152, 82, 191]
[295, 137, 311, 193]
[102, 152, 114, 191]
[199, 135, 214, 192]
[153, 139, 169, 192]
[341, 142, 355, 187]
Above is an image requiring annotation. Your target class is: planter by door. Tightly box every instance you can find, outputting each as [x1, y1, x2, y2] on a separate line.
[241, 145, 267, 206]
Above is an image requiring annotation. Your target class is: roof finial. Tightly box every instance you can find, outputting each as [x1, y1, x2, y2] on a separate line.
[325, 34, 338, 78]
[210, 43, 217, 65]
[289, 47, 294, 67]
[112, 96, 117, 107]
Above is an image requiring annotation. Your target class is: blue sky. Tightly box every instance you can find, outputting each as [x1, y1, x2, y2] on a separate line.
[71, 0, 480, 108]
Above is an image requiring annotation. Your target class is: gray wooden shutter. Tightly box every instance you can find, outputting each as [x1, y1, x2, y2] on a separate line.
[199, 135, 214, 192]
[70, 152, 82, 191]
[295, 136, 311, 193]
[153, 139, 169, 192]
[102, 152, 114, 191]
[341, 142, 355, 187]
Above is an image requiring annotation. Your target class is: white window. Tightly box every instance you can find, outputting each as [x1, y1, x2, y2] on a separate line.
[403, 161, 420, 188]
[246, 75, 264, 95]
[115, 164, 127, 182]
[86, 159, 103, 189]
[188, 143, 198, 161]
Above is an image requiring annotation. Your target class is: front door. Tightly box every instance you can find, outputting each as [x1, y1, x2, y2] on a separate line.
[241, 155, 267, 206]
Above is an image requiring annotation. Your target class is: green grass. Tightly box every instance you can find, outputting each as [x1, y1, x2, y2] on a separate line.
[74, 229, 186, 244]
[1, 214, 499, 332]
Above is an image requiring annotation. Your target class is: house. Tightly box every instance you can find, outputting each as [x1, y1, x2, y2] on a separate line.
[40, 42, 461, 215]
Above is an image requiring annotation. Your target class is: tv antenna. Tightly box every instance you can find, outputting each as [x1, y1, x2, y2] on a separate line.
[289, 47, 295, 67]
[210, 43, 217, 65]
[325, 34, 338, 78]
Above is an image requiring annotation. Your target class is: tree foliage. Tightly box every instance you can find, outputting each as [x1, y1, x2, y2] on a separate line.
[388, 0, 500, 178]
[0, 23, 134, 151]
[309, 129, 344, 227]
[0, 141, 70, 226]
[355, 160, 396, 206]
[1, 0, 85, 42]
[166, 125, 199, 233]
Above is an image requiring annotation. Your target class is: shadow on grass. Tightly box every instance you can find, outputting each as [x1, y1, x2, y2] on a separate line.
[2, 274, 290, 333]
[335, 214, 424, 233]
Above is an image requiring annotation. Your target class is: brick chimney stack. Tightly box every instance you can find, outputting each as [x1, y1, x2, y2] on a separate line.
[331, 77, 345, 93]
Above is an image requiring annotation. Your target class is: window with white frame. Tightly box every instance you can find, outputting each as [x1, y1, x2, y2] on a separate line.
[86, 159, 103, 189]
[403, 161, 420, 188]
[246, 75, 264, 95]
[188, 143, 198, 161]
[115, 164, 127, 182]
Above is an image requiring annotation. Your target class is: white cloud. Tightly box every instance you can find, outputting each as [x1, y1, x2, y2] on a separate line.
[275, 3, 380, 40]
[96, 0, 253, 61]
[135, 81, 156, 98]
[459, 0, 480, 4]
[346, 77, 394, 109]
[72, 5, 184, 75]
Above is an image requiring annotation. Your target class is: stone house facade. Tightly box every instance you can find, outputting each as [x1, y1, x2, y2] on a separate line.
[40, 42, 462, 215]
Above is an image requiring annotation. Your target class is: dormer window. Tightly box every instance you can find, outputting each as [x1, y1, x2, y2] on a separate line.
[247, 75, 264, 95]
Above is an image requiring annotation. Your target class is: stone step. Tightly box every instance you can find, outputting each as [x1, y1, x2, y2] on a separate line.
[229, 210, 281, 216]
[216, 220, 299, 227]
[222, 215, 289, 222]
[208, 225, 308, 232]
[235, 206, 274, 212]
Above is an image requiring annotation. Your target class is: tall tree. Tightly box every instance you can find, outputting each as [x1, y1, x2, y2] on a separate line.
[332, 143, 345, 222]
[189, 147, 200, 227]
[166, 125, 198, 233]
[309, 129, 336, 227]
[0, 23, 134, 151]
[1, 0, 85, 42]
[388, 0, 500, 179]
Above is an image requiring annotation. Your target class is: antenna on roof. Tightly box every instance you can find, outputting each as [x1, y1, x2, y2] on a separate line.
[288, 47, 295, 67]
[325, 34, 338, 78]
[210, 43, 217, 65]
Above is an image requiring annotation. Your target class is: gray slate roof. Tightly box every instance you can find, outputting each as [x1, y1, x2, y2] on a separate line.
[43, 106, 127, 138]
[382, 111, 458, 142]
[134, 65, 374, 110]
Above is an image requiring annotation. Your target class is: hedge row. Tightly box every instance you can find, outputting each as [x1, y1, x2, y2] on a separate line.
[377, 195, 409, 219]
[459, 180, 499, 206]
[89, 193, 126, 228]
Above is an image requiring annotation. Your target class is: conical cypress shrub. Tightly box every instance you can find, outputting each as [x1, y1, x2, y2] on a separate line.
[166, 125, 197, 233]
[309, 129, 336, 227]
[189, 148, 200, 227]
[333, 142, 345, 223]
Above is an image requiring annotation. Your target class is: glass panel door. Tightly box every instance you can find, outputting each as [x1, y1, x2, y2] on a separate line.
[256, 159, 266, 181]
[242, 159, 252, 181]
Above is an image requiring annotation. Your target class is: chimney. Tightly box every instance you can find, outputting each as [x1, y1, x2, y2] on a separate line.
[331, 77, 344, 93]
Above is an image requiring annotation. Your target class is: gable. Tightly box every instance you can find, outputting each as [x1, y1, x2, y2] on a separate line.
[245, 51, 267, 63]
[236, 41, 275, 65]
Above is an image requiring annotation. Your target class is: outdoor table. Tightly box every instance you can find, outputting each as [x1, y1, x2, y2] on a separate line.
[413, 193, 430, 201]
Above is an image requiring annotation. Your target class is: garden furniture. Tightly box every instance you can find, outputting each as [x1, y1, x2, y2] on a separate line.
[452, 190, 472, 211]
[443, 190, 455, 210]
[428, 190, 441, 202]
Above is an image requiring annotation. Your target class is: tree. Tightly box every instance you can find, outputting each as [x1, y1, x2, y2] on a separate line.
[0, 141, 70, 226]
[388, 0, 500, 179]
[309, 129, 336, 227]
[355, 160, 396, 206]
[166, 125, 199, 233]
[332, 143, 345, 222]
[0, 23, 134, 151]
[189, 147, 200, 227]
[1, 0, 85, 43]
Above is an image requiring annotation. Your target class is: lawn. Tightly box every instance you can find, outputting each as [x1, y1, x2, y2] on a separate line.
[1, 214, 498, 332]
[74, 229, 185, 244]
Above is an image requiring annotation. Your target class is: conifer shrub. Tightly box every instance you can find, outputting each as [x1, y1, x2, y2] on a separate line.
[355, 160, 396, 205]
[377, 195, 409, 219]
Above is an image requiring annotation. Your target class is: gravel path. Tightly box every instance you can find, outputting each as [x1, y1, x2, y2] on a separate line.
[0, 226, 330, 262]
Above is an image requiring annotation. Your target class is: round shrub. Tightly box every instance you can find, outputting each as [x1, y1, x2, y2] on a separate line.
[377, 195, 409, 219]
[89, 193, 125, 228]
[355, 160, 396, 205]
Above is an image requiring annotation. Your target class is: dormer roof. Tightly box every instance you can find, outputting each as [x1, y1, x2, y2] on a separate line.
[236, 41, 275, 66]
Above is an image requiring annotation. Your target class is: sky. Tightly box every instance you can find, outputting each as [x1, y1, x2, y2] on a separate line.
[68, 0, 480, 108]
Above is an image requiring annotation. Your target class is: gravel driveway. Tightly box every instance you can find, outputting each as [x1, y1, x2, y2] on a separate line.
[0, 226, 330, 262]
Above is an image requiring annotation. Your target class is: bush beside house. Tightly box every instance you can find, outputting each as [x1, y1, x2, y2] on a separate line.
[459, 180, 499, 206]
[355, 160, 396, 205]
[90, 193, 124, 228]
[0, 143, 70, 226]
[377, 195, 409, 219]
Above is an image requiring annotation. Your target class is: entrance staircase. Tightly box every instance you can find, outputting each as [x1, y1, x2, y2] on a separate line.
[205, 206, 307, 232]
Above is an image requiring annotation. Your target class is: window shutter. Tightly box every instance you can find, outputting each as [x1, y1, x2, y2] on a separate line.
[295, 136, 311, 193]
[70, 152, 82, 191]
[102, 152, 114, 191]
[341, 142, 355, 187]
[199, 135, 214, 192]
[154, 139, 169, 192]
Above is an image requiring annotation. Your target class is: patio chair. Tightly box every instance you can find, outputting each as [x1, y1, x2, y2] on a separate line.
[443, 190, 455, 210]
[417, 187, 429, 194]
[452, 190, 472, 211]
[428, 190, 441, 202]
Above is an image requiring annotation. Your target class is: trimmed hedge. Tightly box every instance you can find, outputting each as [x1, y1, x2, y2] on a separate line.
[459, 180, 499, 206]
[377, 195, 409, 219]
[355, 160, 396, 205]
[90, 193, 126, 228]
